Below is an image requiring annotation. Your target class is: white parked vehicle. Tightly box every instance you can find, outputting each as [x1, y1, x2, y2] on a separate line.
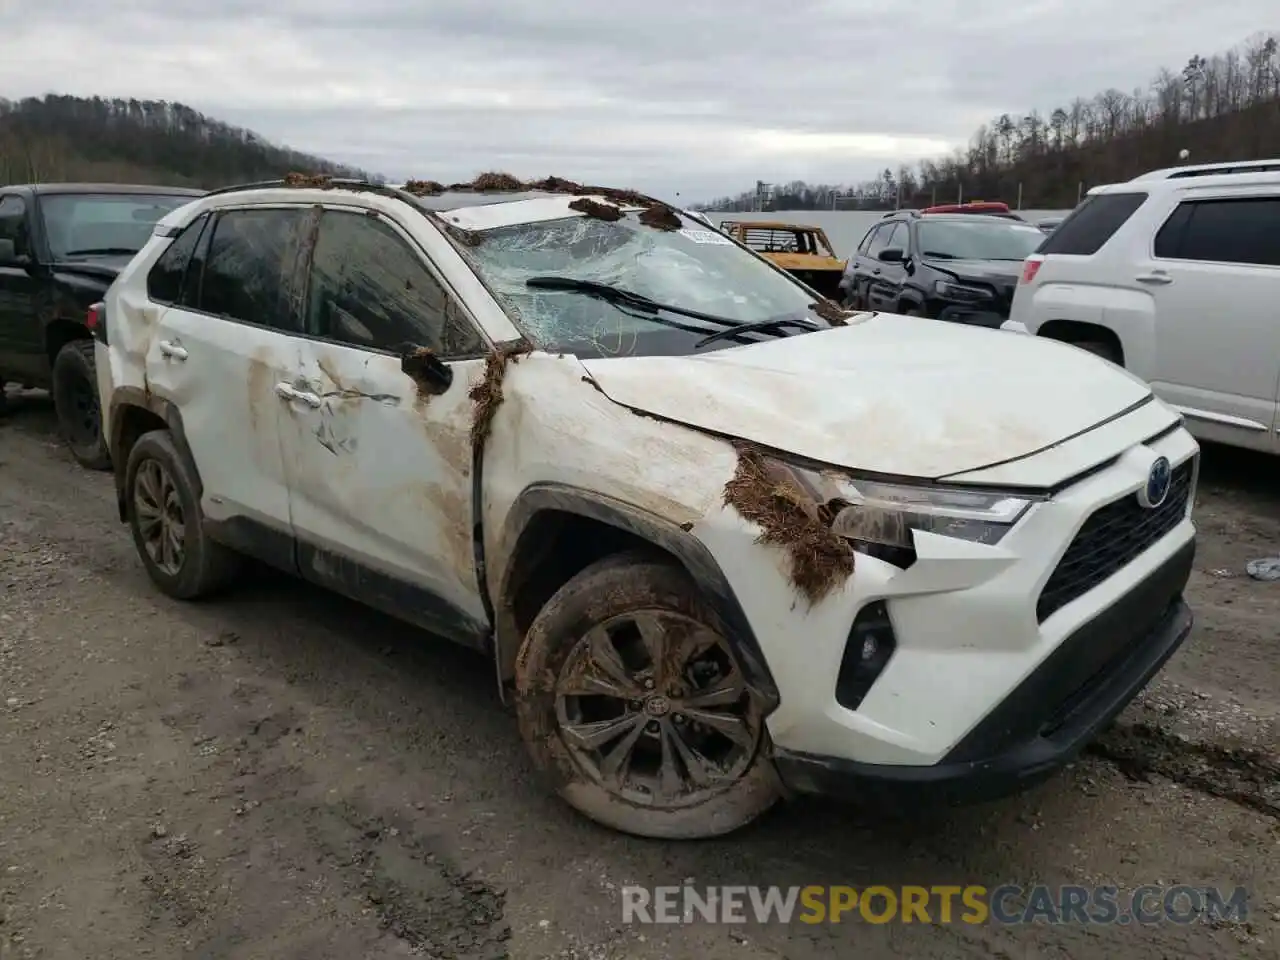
[1005, 160, 1280, 454]
[93, 178, 1198, 839]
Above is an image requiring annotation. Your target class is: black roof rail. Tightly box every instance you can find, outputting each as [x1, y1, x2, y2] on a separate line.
[880, 209, 920, 219]
[202, 177, 424, 206]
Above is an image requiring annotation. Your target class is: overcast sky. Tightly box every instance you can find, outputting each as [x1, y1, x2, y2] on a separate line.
[0, 0, 1273, 201]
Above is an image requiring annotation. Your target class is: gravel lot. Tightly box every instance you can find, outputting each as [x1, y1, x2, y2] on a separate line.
[2, 388, 1278, 959]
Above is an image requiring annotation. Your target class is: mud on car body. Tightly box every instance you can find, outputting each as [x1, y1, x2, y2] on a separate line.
[0, 183, 204, 468]
[96, 175, 1199, 839]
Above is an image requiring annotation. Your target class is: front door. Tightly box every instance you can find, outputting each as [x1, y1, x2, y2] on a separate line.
[1142, 192, 1280, 453]
[276, 206, 492, 646]
[0, 193, 44, 384]
[146, 205, 311, 565]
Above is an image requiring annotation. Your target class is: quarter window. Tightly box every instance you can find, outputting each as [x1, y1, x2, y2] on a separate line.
[306, 210, 484, 356]
[146, 214, 210, 305]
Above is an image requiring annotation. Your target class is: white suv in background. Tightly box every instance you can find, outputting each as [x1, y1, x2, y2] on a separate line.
[94, 177, 1197, 839]
[1006, 160, 1280, 455]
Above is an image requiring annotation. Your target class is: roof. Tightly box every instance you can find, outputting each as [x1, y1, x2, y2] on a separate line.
[1091, 167, 1280, 195]
[436, 194, 644, 232]
[1129, 158, 1280, 181]
[7, 183, 206, 196]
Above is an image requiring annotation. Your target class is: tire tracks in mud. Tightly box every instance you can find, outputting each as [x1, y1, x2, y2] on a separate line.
[1088, 722, 1280, 819]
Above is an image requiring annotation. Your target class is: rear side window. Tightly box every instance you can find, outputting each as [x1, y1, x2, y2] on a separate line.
[146, 214, 209, 305]
[1153, 197, 1280, 267]
[195, 208, 307, 332]
[1038, 192, 1148, 256]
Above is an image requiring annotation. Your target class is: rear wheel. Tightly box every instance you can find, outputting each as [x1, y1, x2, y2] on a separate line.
[125, 430, 240, 600]
[51, 339, 111, 470]
[515, 552, 781, 839]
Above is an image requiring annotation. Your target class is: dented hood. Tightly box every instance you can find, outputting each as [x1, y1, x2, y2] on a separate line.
[579, 315, 1153, 480]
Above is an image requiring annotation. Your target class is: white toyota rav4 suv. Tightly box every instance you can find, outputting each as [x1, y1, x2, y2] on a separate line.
[93, 176, 1199, 839]
[1006, 159, 1280, 455]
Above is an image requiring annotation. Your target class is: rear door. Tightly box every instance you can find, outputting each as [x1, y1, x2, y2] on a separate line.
[275, 204, 493, 645]
[0, 193, 43, 383]
[145, 204, 314, 565]
[1141, 191, 1280, 452]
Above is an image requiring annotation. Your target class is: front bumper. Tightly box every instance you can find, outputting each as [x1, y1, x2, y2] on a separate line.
[774, 539, 1194, 806]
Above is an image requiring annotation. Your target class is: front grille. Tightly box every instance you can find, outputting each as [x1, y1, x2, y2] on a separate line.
[1037, 458, 1194, 622]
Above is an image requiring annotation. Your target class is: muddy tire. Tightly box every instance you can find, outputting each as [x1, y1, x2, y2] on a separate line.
[514, 551, 782, 839]
[51, 339, 111, 470]
[125, 429, 240, 600]
[1072, 340, 1121, 365]
[902, 306, 925, 318]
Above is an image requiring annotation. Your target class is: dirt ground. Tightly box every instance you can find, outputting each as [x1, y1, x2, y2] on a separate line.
[1, 388, 1278, 960]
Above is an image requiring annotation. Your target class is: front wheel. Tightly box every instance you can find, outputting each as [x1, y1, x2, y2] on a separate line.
[51, 340, 111, 470]
[514, 552, 781, 839]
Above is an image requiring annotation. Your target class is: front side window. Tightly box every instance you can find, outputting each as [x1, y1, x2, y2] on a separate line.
[0, 195, 30, 258]
[916, 219, 1046, 261]
[195, 208, 307, 332]
[39, 193, 195, 260]
[865, 225, 892, 257]
[454, 209, 838, 358]
[307, 211, 484, 356]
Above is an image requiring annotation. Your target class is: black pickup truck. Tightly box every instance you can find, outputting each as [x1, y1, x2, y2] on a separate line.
[0, 183, 204, 468]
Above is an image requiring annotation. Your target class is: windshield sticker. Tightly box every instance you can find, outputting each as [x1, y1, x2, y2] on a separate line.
[680, 228, 732, 245]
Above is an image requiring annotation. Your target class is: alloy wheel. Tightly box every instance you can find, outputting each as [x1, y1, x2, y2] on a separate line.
[553, 611, 763, 809]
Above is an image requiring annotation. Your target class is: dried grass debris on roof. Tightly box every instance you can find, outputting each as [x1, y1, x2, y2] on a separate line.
[722, 443, 854, 604]
[568, 198, 623, 222]
[638, 203, 682, 231]
[283, 172, 333, 189]
[403, 180, 446, 197]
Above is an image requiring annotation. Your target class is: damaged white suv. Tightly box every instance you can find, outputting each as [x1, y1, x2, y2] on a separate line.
[94, 176, 1199, 839]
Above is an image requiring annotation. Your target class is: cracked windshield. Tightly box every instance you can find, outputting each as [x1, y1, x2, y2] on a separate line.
[459, 210, 833, 356]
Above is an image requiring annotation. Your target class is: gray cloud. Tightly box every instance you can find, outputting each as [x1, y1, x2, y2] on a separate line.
[1, 0, 1271, 201]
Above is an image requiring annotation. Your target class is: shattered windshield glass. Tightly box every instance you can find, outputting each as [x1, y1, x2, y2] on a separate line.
[454, 210, 835, 357]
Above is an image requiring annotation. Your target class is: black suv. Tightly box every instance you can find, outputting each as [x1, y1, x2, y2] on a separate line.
[0, 183, 203, 467]
[839, 211, 1046, 327]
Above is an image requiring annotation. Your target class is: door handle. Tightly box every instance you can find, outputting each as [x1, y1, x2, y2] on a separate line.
[157, 340, 188, 360]
[1135, 271, 1172, 285]
[872, 268, 882, 275]
[274, 382, 323, 407]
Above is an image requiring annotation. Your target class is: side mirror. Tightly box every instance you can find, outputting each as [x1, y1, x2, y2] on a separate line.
[399, 343, 453, 395]
[878, 248, 905, 263]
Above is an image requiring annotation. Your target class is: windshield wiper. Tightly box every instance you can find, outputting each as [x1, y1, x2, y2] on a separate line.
[525, 276, 819, 350]
[693, 316, 820, 349]
[526, 276, 746, 327]
[61, 247, 140, 257]
[921, 250, 959, 259]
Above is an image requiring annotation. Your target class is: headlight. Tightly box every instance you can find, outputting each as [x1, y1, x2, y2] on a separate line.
[829, 477, 1038, 548]
[934, 279, 992, 301]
